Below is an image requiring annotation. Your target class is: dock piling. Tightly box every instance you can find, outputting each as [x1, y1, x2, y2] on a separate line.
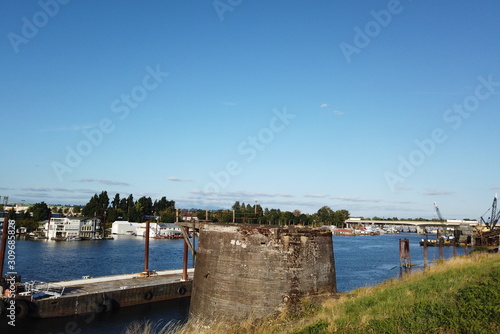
[182, 226, 189, 281]
[399, 238, 411, 269]
[423, 235, 428, 268]
[144, 220, 150, 275]
[0, 217, 9, 279]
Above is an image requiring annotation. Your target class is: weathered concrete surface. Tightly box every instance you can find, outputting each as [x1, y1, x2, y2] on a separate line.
[189, 224, 336, 322]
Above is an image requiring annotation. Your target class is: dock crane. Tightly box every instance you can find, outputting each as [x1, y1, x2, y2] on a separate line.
[475, 194, 500, 248]
[434, 202, 444, 222]
[480, 194, 500, 230]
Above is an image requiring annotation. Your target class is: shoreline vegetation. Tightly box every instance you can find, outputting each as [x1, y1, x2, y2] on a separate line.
[125, 250, 500, 334]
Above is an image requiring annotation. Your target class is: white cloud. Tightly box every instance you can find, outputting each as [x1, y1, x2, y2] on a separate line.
[304, 193, 329, 198]
[167, 177, 194, 182]
[75, 178, 130, 186]
[422, 190, 453, 196]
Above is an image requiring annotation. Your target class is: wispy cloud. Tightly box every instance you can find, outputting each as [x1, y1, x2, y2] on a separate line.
[75, 178, 130, 186]
[167, 177, 194, 182]
[333, 196, 381, 203]
[320, 103, 344, 115]
[52, 187, 96, 194]
[21, 187, 51, 192]
[393, 185, 413, 192]
[39, 123, 99, 132]
[190, 190, 293, 199]
[304, 193, 329, 198]
[422, 189, 453, 196]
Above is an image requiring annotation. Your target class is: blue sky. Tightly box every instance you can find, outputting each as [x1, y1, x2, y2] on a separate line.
[1, 0, 499, 219]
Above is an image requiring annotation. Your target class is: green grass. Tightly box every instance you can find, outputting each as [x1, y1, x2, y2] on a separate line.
[125, 252, 500, 334]
[319, 252, 500, 334]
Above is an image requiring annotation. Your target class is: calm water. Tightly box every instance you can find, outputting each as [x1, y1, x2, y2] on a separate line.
[1, 233, 465, 333]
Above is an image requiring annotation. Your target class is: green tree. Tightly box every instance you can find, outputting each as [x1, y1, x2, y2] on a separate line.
[112, 193, 120, 209]
[232, 201, 241, 211]
[119, 198, 128, 212]
[154, 196, 172, 213]
[137, 196, 153, 217]
[7, 208, 16, 220]
[30, 202, 51, 221]
[73, 205, 81, 215]
[316, 206, 335, 225]
[282, 211, 294, 225]
[333, 209, 350, 228]
[126, 194, 134, 216]
[160, 207, 176, 223]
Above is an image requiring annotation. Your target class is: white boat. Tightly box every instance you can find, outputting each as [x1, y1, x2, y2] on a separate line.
[66, 237, 82, 241]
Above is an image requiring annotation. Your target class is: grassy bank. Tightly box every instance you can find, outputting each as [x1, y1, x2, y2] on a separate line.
[126, 251, 500, 334]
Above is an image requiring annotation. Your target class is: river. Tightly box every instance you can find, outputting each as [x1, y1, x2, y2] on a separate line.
[1, 233, 466, 334]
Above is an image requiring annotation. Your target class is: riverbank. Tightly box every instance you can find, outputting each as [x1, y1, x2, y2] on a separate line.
[125, 250, 500, 334]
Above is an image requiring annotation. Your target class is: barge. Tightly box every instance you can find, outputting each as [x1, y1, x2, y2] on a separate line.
[0, 268, 193, 319]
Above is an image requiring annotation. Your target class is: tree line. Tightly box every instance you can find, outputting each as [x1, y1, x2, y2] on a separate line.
[2, 196, 351, 232]
[81, 191, 176, 223]
[189, 201, 350, 227]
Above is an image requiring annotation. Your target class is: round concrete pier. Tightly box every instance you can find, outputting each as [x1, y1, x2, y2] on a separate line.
[189, 224, 336, 322]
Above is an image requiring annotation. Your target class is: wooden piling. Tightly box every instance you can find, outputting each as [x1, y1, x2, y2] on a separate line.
[439, 237, 443, 260]
[182, 226, 189, 281]
[0, 217, 9, 279]
[144, 220, 150, 274]
[399, 238, 411, 269]
[423, 236, 428, 268]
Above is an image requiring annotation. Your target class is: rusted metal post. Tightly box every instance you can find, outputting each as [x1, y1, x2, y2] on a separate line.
[0, 217, 9, 279]
[423, 236, 428, 268]
[192, 219, 196, 268]
[103, 211, 107, 238]
[144, 220, 150, 275]
[453, 237, 457, 257]
[439, 237, 443, 260]
[182, 226, 189, 281]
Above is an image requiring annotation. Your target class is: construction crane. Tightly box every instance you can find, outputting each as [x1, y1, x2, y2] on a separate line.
[434, 202, 444, 222]
[480, 194, 500, 230]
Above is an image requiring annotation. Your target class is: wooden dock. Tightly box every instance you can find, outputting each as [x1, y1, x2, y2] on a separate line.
[4, 269, 194, 319]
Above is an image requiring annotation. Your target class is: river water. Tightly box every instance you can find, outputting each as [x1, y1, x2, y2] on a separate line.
[1, 233, 466, 334]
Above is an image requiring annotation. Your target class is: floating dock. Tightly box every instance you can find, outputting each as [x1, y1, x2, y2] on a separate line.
[2, 268, 193, 319]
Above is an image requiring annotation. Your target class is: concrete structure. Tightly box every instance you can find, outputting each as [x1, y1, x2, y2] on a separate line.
[189, 224, 336, 322]
[111, 221, 139, 235]
[344, 219, 480, 234]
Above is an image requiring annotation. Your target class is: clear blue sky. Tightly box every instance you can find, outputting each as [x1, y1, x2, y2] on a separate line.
[1, 0, 499, 219]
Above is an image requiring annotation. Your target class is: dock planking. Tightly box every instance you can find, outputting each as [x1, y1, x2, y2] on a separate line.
[5, 268, 194, 319]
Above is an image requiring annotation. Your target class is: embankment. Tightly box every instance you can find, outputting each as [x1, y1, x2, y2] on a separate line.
[125, 251, 500, 334]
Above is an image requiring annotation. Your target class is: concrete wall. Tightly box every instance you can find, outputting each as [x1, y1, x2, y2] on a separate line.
[189, 224, 336, 322]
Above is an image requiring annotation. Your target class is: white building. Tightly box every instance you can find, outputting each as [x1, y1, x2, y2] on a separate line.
[161, 223, 182, 238]
[135, 222, 182, 238]
[45, 217, 102, 239]
[111, 221, 139, 235]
